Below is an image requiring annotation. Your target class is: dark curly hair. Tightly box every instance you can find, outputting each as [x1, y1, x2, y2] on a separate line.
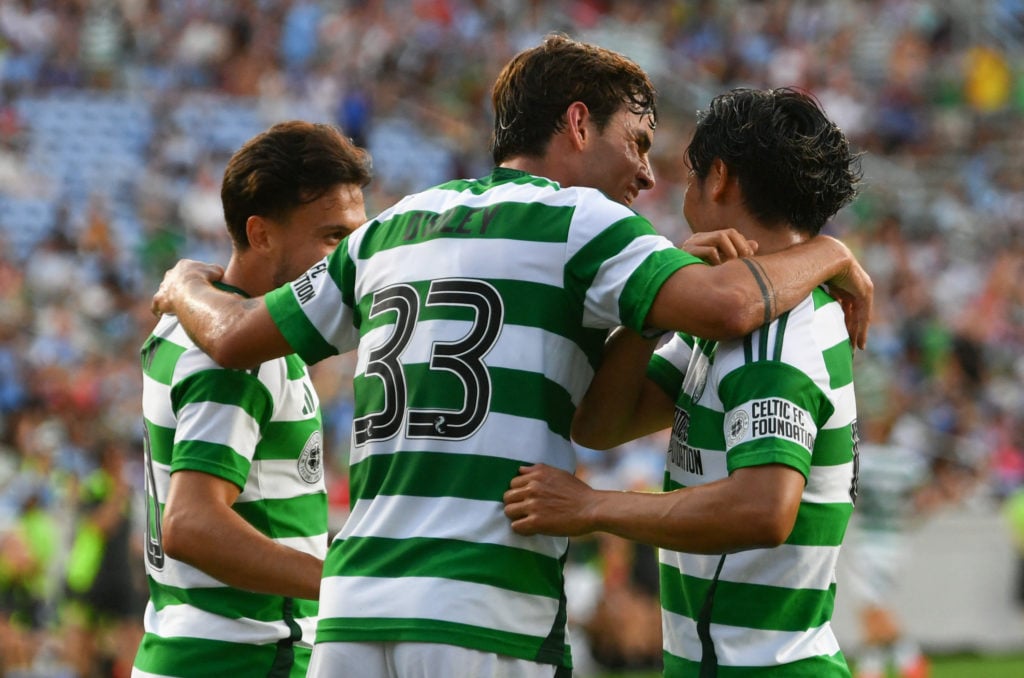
[490, 33, 657, 164]
[221, 121, 372, 249]
[686, 87, 861, 235]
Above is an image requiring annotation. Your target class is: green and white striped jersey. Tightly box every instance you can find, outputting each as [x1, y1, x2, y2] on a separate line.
[264, 167, 702, 668]
[647, 288, 857, 678]
[134, 293, 328, 678]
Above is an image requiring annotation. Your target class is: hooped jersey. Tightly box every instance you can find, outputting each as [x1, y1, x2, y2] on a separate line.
[135, 301, 328, 678]
[264, 167, 702, 668]
[648, 288, 858, 678]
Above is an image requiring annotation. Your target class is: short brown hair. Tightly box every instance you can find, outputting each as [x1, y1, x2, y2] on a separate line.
[490, 33, 657, 164]
[221, 121, 372, 249]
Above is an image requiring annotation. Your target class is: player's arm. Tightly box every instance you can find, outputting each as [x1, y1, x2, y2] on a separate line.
[573, 229, 755, 449]
[150, 260, 291, 369]
[161, 471, 322, 600]
[647, 234, 872, 349]
[505, 462, 804, 554]
[571, 326, 674, 449]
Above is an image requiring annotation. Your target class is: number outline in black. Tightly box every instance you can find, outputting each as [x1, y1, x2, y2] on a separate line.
[353, 278, 504, 445]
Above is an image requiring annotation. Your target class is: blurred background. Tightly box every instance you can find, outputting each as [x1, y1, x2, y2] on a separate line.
[0, 0, 1023, 676]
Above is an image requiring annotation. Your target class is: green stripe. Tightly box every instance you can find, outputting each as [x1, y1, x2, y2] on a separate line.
[142, 336, 186, 385]
[438, 168, 559, 195]
[147, 575, 306, 620]
[145, 420, 175, 466]
[171, 370, 272, 425]
[619, 247, 701, 331]
[648, 351, 686, 398]
[565, 215, 654, 322]
[266, 282, 339, 365]
[170, 441, 250, 489]
[355, 277, 605, 351]
[773, 312, 789, 361]
[134, 633, 287, 676]
[315, 616, 570, 667]
[663, 649, 850, 677]
[719, 362, 828, 422]
[259, 419, 322, 460]
[813, 425, 855, 466]
[283, 353, 306, 379]
[682, 404, 726, 450]
[234, 492, 327, 540]
[660, 564, 836, 632]
[811, 286, 838, 310]
[353, 365, 575, 440]
[743, 334, 753, 363]
[758, 323, 769, 361]
[363, 202, 575, 252]
[823, 339, 853, 390]
[350, 451, 524, 502]
[786, 502, 852, 546]
[326, 535, 561, 599]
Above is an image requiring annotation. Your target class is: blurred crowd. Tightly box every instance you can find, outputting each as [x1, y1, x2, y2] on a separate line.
[1, 0, 1023, 675]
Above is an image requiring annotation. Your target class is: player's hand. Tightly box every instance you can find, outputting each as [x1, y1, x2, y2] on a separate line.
[504, 464, 596, 537]
[821, 236, 873, 351]
[151, 259, 225, 317]
[681, 228, 758, 266]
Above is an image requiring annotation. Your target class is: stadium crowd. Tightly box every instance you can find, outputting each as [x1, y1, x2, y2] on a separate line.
[0, 0, 1022, 675]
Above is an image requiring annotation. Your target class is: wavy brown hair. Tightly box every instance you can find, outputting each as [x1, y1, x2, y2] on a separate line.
[221, 121, 372, 249]
[490, 33, 657, 164]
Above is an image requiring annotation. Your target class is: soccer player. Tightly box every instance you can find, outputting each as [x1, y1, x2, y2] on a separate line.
[149, 37, 872, 678]
[132, 121, 371, 678]
[504, 87, 864, 677]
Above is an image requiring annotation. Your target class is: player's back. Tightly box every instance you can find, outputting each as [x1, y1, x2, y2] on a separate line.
[267, 165, 701, 668]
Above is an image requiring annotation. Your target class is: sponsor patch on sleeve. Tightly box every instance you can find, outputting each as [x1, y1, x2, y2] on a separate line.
[293, 260, 330, 305]
[724, 397, 817, 452]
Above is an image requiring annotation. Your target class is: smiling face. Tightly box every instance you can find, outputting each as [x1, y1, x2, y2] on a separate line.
[264, 182, 367, 290]
[579, 107, 656, 207]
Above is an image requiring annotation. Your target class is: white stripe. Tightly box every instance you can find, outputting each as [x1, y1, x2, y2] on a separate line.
[563, 186, 644, 262]
[660, 543, 841, 591]
[814, 301, 848, 347]
[276, 533, 329, 559]
[804, 461, 854, 504]
[142, 599, 314, 645]
[356, 237, 569, 290]
[662, 608, 840, 667]
[142, 375, 175, 428]
[319, 575, 560, 638]
[149, 460, 171, 504]
[380, 176, 577, 217]
[354, 320, 595, 405]
[668, 447, 727, 486]
[146, 557, 226, 589]
[347, 412, 576, 470]
[338, 495, 567, 560]
[822, 382, 856, 428]
[175, 401, 259, 463]
[237, 459, 325, 501]
[581, 233, 675, 329]
[289, 253, 360, 355]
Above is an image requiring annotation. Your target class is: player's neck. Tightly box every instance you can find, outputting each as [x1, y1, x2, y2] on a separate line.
[221, 254, 272, 298]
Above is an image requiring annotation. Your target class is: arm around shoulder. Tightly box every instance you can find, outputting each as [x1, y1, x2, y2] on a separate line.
[646, 236, 871, 347]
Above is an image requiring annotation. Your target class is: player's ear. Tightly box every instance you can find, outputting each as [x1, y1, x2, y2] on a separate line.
[708, 158, 732, 202]
[565, 101, 590, 150]
[246, 215, 272, 252]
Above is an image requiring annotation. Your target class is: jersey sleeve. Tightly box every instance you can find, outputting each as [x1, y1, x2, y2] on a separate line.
[565, 195, 704, 332]
[169, 367, 274, 490]
[265, 243, 361, 366]
[719, 360, 832, 479]
[647, 332, 695, 399]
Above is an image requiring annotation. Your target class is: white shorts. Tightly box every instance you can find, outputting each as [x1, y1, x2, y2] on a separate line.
[307, 641, 561, 678]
